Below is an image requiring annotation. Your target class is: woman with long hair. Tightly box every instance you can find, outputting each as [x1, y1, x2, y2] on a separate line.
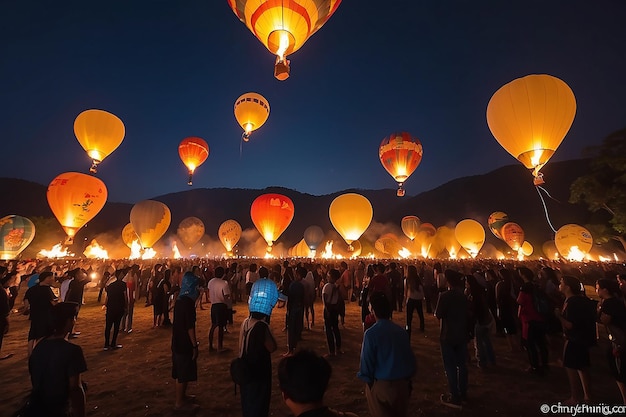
[404, 264, 425, 337]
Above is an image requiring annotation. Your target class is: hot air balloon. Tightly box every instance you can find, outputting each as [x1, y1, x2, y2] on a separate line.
[488, 211, 509, 240]
[375, 234, 401, 257]
[419, 223, 436, 237]
[177, 217, 205, 249]
[542, 240, 559, 260]
[0, 215, 36, 260]
[290, 239, 311, 258]
[501, 222, 524, 251]
[349, 240, 362, 257]
[121, 223, 138, 248]
[178, 137, 209, 185]
[47, 172, 108, 243]
[234, 93, 270, 141]
[401, 216, 421, 241]
[487, 74, 576, 184]
[74, 109, 125, 173]
[303, 225, 324, 252]
[455, 219, 485, 258]
[250, 194, 294, 252]
[521, 241, 534, 257]
[379, 132, 423, 196]
[218, 219, 242, 253]
[227, 0, 342, 80]
[555, 224, 593, 261]
[329, 193, 373, 248]
[130, 200, 171, 249]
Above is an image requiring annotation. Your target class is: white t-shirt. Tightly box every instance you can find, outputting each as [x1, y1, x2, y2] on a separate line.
[246, 270, 259, 284]
[208, 278, 230, 304]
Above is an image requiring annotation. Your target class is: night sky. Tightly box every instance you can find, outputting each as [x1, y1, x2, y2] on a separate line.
[1, 0, 625, 204]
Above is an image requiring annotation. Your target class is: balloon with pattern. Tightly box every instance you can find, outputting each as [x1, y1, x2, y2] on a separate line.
[0, 215, 36, 260]
[177, 217, 205, 249]
[218, 219, 242, 254]
[401, 216, 421, 241]
[130, 200, 171, 249]
[501, 222, 525, 251]
[234, 93, 270, 141]
[555, 224, 593, 261]
[379, 132, 423, 196]
[488, 211, 509, 240]
[121, 223, 138, 248]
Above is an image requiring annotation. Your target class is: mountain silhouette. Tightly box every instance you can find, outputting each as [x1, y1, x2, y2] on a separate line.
[0, 159, 592, 257]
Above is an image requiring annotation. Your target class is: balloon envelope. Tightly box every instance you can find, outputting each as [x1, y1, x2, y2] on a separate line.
[542, 240, 559, 260]
[521, 241, 534, 257]
[303, 225, 324, 251]
[177, 217, 205, 249]
[74, 109, 125, 171]
[250, 194, 294, 248]
[501, 222, 525, 251]
[488, 211, 509, 240]
[379, 132, 423, 195]
[555, 224, 593, 260]
[419, 223, 436, 237]
[234, 93, 270, 138]
[130, 200, 171, 248]
[218, 219, 242, 252]
[401, 216, 421, 241]
[178, 137, 209, 184]
[0, 215, 35, 260]
[455, 219, 485, 258]
[487, 74, 576, 177]
[47, 172, 108, 238]
[329, 193, 373, 245]
[121, 223, 138, 248]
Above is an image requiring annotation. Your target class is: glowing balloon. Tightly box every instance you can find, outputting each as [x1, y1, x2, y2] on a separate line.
[401, 216, 421, 241]
[0, 215, 35, 260]
[74, 109, 125, 173]
[379, 132, 423, 196]
[234, 93, 270, 141]
[501, 222, 524, 251]
[521, 241, 534, 257]
[454, 219, 485, 258]
[329, 193, 373, 246]
[178, 137, 209, 185]
[375, 234, 401, 257]
[227, 0, 342, 80]
[47, 172, 108, 241]
[555, 224, 593, 261]
[130, 200, 171, 249]
[250, 194, 295, 251]
[177, 217, 205, 249]
[303, 225, 324, 251]
[350, 240, 362, 257]
[488, 211, 509, 240]
[542, 240, 559, 260]
[487, 74, 576, 183]
[218, 219, 242, 253]
[121, 223, 138, 248]
[290, 239, 311, 258]
[419, 223, 436, 237]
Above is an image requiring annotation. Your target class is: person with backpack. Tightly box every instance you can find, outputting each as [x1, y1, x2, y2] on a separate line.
[556, 275, 597, 405]
[516, 267, 548, 375]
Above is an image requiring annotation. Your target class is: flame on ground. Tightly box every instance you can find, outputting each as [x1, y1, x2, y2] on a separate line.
[142, 248, 156, 260]
[172, 242, 181, 259]
[321, 241, 342, 259]
[129, 240, 142, 259]
[398, 247, 411, 259]
[39, 244, 74, 259]
[449, 247, 457, 259]
[83, 239, 109, 259]
[566, 246, 585, 262]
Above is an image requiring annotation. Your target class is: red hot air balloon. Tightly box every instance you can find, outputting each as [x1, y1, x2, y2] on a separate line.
[250, 193, 295, 252]
[178, 137, 209, 185]
[379, 132, 423, 196]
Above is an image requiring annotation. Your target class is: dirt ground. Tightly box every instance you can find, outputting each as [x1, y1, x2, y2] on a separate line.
[1, 286, 624, 417]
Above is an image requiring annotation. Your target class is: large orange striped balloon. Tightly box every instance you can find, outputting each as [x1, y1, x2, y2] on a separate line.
[379, 132, 423, 196]
[178, 137, 209, 185]
[250, 193, 294, 251]
[47, 172, 108, 241]
[227, 0, 342, 80]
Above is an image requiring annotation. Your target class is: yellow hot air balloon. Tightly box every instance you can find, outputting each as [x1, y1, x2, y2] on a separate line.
[290, 239, 311, 258]
[218, 219, 242, 253]
[487, 74, 576, 184]
[329, 193, 373, 247]
[47, 172, 108, 243]
[234, 93, 270, 141]
[401, 216, 421, 241]
[130, 200, 171, 249]
[227, 0, 342, 80]
[555, 224, 593, 261]
[74, 109, 125, 173]
[521, 241, 534, 257]
[121, 223, 138, 248]
[250, 194, 295, 252]
[0, 215, 36, 260]
[454, 219, 485, 258]
[177, 217, 205, 249]
[349, 240, 362, 257]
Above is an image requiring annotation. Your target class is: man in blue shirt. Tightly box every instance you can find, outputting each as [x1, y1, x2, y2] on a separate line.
[248, 266, 281, 323]
[358, 292, 416, 417]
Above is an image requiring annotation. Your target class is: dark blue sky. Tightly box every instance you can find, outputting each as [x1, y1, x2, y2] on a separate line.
[1, 0, 625, 204]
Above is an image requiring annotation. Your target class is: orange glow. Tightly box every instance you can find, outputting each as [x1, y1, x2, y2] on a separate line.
[74, 109, 125, 173]
[83, 239, 109, 259]
[379, 132, 423, 196]
[250, 193, 294, 250]
[178, 137, 209, 185]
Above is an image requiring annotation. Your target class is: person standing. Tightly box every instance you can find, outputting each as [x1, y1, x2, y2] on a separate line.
[171, 271, 201, 413]
[102, 269, 127, 351]
[283, 267, 305, 356]
[322, 269, 342, 357]
[404, 264, 425, 336]
[0, 275, 13, 360]
[387, 262, 404, 312]
[122, 264, 140, 333]
[245, 263, 259, 297]
[302, 265, 316, 329]
[23, 271, 58, 356]
[208, 266, 231, 353]
[358, 292, 416, 417]
[239, 265, 278, 417]
[517, 267, 549, 375]
[435, 270, 469, 410]
[28, 302, 87, 417]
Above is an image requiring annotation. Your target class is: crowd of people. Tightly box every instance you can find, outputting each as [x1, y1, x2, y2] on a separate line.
[1, 257, 626, 416]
